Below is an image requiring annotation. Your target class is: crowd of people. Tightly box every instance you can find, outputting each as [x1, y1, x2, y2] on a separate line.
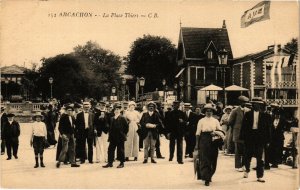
[0, 95, 299, 187]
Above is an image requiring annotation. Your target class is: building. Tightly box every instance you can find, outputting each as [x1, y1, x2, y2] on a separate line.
[1, 65, 28, 100]
[233, 45, 298, 116]
[176, 20, 234, 105]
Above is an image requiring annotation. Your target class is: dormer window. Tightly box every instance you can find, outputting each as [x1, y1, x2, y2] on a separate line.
[208, 50, 213, 59]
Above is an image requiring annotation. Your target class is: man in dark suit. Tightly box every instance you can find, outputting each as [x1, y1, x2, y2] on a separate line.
[165, 101, 187, 164]
[183, 103, 199, 158]
[1, 106, 8, 155]
[56, 105, 80, 168]
[75, 102, 95, 164]
[227, 95, 249, 172]
[103, 104, 129, 168]
[2, 113, 20, 160]
[240, 97, 271, 183]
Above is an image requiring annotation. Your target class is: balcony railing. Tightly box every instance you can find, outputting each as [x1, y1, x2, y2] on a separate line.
[265, 81, 297, 88]
[266, 99, 298, 107]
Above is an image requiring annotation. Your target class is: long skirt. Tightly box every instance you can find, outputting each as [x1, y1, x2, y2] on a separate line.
[97, 133, 109, 162]
[197, 132, 219, 181]
[125, 122, 139, 158]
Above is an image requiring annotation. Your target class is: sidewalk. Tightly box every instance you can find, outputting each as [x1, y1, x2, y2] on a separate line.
[0, 123, 298, 189]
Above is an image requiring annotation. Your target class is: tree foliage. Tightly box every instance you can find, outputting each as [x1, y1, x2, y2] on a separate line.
[126, 35, 178, 92]
[33, 41, 122, 100]
[284, 38, 298, 53]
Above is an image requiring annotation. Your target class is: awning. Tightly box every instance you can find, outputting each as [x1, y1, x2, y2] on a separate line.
[225, 85, 248, 91]
[199, 84, 222, 91]
[175, 68, 185, 78]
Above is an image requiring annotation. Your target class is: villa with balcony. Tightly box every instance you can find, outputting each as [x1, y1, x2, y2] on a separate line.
[233, 45, 298, 116]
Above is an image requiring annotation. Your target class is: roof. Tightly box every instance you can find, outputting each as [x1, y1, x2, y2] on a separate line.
[233, 47, 296, 63]
[199, 84, 222, 91]
[225, 85, 248, 91]
[181, 27, 233, 59]
[0, 65, 27, 75]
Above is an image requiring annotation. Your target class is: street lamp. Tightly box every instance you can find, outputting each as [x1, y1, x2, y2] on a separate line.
[5, 79, 9, 100]
[49, 77, 54, 100]
[179, 80, 184, 101]
[121, 78, 126, 101]
[174, 83, 178, 100]
[139, 77, 145, 107]
[218, 48, 228, 105]
[162, 79, 167, 102]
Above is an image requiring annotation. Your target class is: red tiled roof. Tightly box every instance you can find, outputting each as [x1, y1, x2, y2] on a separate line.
[181, 27, 233, 59]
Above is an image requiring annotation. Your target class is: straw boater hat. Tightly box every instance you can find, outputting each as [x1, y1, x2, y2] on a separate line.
[184, 103, 192, 108]
[250, 97, 265, 105]
[32, 112, 44, 121]
[238, 95, 249, 102]
[113, 103, 122, 109]
[202, 103, 217, 113]
[223, 105, 233, 113]
[128, 101, 136, 107]
[147, 101, 157, 109]
[65, 104, 74, 111]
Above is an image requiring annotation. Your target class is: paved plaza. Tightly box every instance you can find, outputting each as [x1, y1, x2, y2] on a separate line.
[0, 123, 298, 189]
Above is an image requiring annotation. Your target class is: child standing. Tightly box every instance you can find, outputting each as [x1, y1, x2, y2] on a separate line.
[30, 112, 47, 168]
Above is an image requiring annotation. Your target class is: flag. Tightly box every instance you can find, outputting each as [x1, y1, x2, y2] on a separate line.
[241, 1, 271, 28]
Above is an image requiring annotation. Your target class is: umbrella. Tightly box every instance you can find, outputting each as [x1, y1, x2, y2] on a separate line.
[193, 150, 200, 178]
[225, 85, 248, 91]
[199, 84, 223, 91]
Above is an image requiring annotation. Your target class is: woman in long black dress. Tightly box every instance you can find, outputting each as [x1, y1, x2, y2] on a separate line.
[194, 103, 224, 186]
[265, 109, 286, 169]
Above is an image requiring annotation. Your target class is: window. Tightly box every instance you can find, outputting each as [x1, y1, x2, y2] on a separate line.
[196, 67, 205, 81]
[206, 91, 218, 101]
[208, 50, 213, 59]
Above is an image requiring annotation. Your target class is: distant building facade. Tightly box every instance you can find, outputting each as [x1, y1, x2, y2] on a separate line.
[176, 20, 233, 104]
[1, 65, 28, 100]
[233, 45, 298, 116]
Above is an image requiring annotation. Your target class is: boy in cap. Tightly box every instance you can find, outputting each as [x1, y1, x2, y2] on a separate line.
[2, 113, 20, 160]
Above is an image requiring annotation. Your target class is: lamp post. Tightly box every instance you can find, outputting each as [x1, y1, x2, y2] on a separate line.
[5, 79, 9, 100]
[139, 77, 145, 107]
[111, 86, 116, 102]
[174, 83, 178, 101]
[121, 78, 126, 101]
[162, 79, 166, 102]
[179, 80, 184, 101]
[49, 77, 53, 100]
[218, 48, 228, 105]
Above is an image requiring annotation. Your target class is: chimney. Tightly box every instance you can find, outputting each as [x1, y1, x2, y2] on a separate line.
[277, 44, 281, 51]
[222, 20, 226, 29]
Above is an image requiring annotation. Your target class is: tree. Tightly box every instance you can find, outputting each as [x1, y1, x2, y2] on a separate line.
[73, 41, 122, 98]
[126, 35, 178, 92]
[38, 54, 94, 100]
[284, 38, 298, 53]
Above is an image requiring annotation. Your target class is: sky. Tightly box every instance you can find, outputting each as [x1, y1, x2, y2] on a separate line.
[0, 0, 299, 68]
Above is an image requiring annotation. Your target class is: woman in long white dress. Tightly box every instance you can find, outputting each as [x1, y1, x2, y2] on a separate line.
[124, 101, 141, 161]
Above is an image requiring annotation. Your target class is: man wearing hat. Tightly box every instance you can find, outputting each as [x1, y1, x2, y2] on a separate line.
[140, 101, 164, 164]
[1, 106, 8, 155]
[227, 95, 249, 172]
[183, 103, 199, 158]
[2, 113, 20, 160]
[103, 103, 129, 168]
[240, 97, 271, 182]
[75, 101, 95, 164]
[56, 105, 80, 168]
[165, 101, 187, 164]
